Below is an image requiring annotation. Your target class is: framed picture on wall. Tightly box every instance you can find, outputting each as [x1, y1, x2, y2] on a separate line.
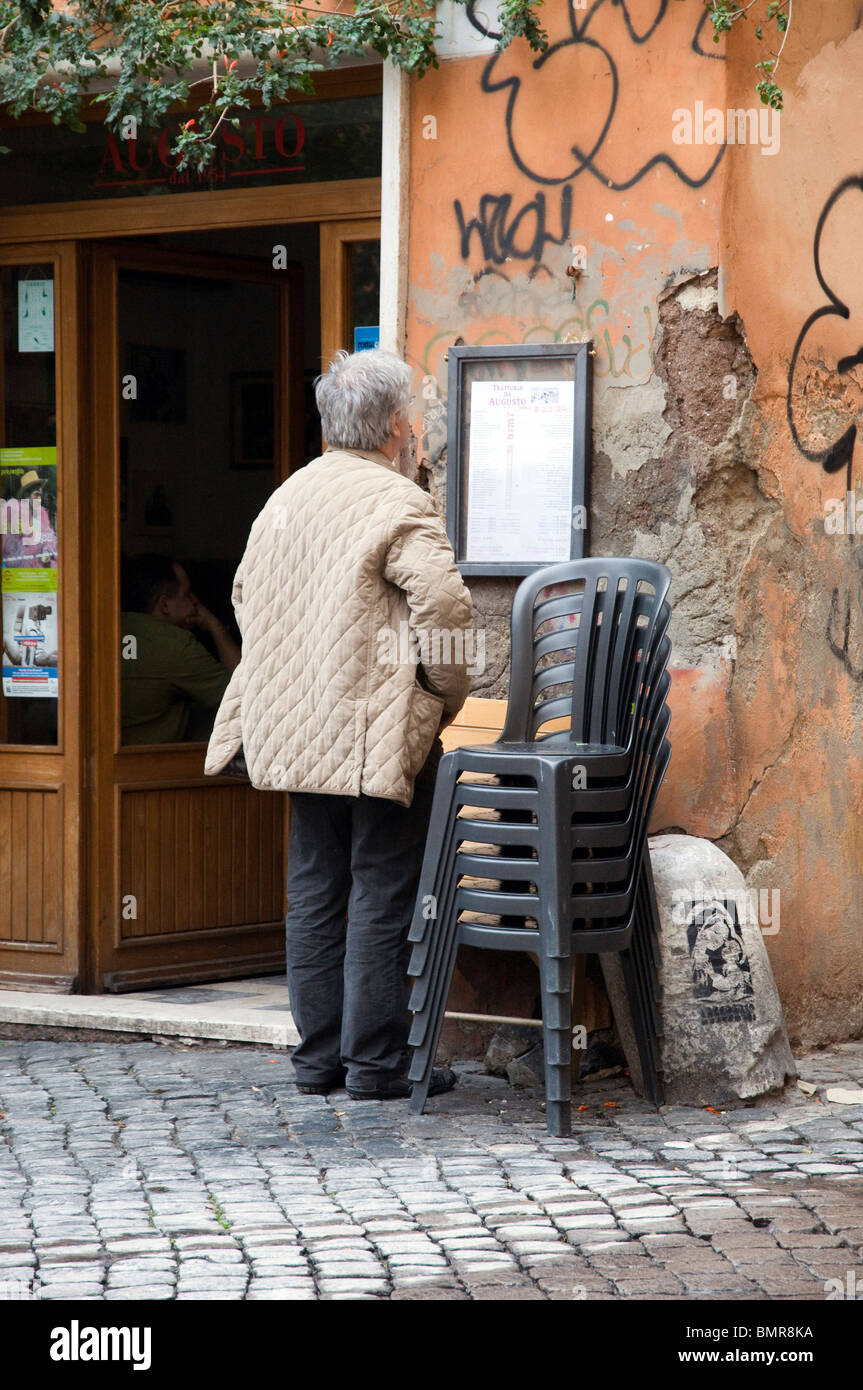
[231, 372, 274, 470]
[446, 342, 593, 577]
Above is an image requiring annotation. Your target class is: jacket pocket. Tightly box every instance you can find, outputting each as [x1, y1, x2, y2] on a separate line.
[407, 678, 445, 774]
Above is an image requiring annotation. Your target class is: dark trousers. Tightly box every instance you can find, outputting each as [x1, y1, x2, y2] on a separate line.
[285, 740, 442, 1091]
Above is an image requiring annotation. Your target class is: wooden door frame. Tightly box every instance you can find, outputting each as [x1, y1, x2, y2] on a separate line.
[320, 218, 382, 369]
[87, 241, 300, 990]
[0, 179, 381, 245]
[0, 240, 87, 990]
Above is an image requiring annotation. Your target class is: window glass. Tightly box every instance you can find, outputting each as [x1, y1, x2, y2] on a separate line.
[118, 267, 277, 745]
[349, 240, 381, 348]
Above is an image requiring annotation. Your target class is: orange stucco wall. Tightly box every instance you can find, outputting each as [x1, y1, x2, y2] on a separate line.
[404, 0, 863, 1046]
[719, 4, 863, 1046]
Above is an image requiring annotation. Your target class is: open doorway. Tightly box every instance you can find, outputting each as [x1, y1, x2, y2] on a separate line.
[115, 220, 381, 748]
[87, 219, 380, 992]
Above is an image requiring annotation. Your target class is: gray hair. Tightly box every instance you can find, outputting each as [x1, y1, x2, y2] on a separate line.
[314, 349, 413, 451]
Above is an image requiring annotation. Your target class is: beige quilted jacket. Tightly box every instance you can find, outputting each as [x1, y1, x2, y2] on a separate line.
[204, 446, 474, 807]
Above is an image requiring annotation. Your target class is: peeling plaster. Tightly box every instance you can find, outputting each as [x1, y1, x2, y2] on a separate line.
[654, 202, 684, 232]
[674, 278, 720, 314]
[594, 375, 671, 479]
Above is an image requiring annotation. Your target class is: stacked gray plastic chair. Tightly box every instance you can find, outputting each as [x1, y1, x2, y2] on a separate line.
[407, 558, 672, 1136]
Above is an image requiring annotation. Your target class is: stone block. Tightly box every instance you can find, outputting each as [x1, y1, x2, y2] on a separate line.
[602, 835, 796, 1106]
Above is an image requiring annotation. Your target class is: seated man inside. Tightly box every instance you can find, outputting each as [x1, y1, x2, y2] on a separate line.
[121, 553, 240, 745]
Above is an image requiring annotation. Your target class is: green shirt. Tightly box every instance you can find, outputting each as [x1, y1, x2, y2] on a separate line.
[120, 611, 231, 745]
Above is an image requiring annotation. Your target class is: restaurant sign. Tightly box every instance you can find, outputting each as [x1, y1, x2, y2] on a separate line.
[98, 110, 307, 192]
[0, 95, 381, 206]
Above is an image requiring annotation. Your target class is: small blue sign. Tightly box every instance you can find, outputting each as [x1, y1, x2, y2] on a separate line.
[354, 325, 380, 352]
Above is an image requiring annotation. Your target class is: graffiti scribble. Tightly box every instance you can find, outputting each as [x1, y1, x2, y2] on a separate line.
[786, 175, 863, 491]
[465, 0, 725, 190]
[454, 188, 573, 266]
[787, 175, 863, 683]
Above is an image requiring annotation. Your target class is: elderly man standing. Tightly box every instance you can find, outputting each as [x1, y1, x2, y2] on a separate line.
[206, 350, 474, 1101]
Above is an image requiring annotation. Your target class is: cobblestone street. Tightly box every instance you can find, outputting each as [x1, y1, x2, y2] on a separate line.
[2, 1036, 863, 1303]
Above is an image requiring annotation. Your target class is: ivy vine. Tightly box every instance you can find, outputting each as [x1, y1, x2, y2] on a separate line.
[0, 0, 549, 165]
[706, 0, 792, 109]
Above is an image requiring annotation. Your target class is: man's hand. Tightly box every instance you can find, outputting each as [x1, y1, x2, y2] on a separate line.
[187, 600, 220, 634]
[187, 599, 241, 674]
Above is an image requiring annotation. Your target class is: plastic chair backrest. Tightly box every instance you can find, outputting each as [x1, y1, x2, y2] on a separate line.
[500, 558, 672, 745]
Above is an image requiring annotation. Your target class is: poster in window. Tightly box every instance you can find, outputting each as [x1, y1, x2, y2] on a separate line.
[17, 279, 55, 353]
[1, 446, 59, 698]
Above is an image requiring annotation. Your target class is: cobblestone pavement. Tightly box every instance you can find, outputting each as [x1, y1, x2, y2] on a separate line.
[1, 1037, 863, 1302]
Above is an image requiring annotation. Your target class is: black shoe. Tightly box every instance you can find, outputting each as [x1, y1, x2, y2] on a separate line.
[347, 1068, 458, 1102]
[295, 1068, 346, 1096]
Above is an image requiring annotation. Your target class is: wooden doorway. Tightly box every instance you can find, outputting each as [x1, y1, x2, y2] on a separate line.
[88, 243, 301, 991]
[0, 67, 384, 993]
[0, 207, 380, 995]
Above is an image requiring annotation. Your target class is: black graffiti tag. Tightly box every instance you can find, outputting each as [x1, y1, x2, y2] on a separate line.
[464, 0, 725, 191]
[453, 187, 573, 267]
[786, 175, 863, 489]
[787, 175, 863, 682]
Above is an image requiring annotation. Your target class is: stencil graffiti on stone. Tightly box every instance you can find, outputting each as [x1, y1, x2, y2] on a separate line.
[684, 898, 755, 1025]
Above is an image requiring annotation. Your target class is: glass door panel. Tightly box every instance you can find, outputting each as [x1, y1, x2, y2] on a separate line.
[348, 239, 381, 349]
[117, 266, 279, 748]
[319, 219, 381, 370]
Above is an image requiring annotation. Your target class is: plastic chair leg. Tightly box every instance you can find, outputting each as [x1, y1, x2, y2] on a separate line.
[408, 827, 464, 1022]
[619, 947, 662, 1105]
[571, 955, 587, 1083]
[408, 914, 462, 1116]
[538, 945, 573, 1137]
[407, 757, 460, 957]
